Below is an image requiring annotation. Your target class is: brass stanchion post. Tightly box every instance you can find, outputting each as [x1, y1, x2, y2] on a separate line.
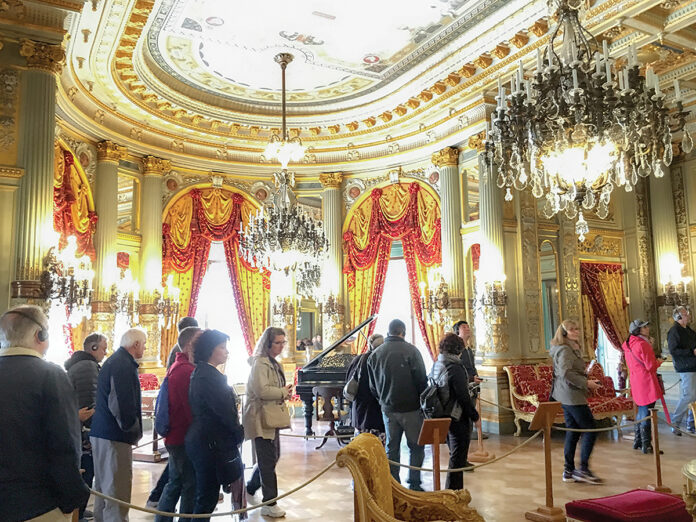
[647, 408, 671, 493]
[469, 396, 495, 463]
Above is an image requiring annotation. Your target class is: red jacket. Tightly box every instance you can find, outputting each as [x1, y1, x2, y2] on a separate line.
[164, 352, 194, 446]
[623, 335, 662, 406]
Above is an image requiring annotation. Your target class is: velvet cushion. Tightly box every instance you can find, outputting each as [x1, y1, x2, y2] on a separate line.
[565, 489, 691, 522]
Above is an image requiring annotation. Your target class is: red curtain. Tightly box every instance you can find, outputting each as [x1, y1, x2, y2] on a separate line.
[580, 262, 629, 351]
[344, 183, 441, 357]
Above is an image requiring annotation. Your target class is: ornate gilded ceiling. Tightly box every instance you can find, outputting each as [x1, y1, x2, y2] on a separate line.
[46, 0, 696, 174]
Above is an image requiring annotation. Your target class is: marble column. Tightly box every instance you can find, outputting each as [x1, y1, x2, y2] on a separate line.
[319, 172, 345, 344]
[11, 40, 65, 300]
[138, 156, 170, 371]
[649, 173, 681, 352]
[432, 147, 466, 319]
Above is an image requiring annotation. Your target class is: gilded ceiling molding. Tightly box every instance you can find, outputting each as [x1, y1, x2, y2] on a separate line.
[0, 165, 24, 178]
[319, 172, 343, 189]
[96, 140, 127, 163]
[431, 147, 459, 167]
[141, 155, 171, 176]
[19, 39, 65, 74]
[510, 32, 530, 48]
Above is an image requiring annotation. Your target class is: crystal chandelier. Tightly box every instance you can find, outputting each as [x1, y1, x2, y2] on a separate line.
[264, 53, 305, 170]
[419, 276, 451, 324]
[110, 268, 140, 324]
[154, 274, 181, 328]
[40, 236, 94, 322]
[484, 0, 692, 241]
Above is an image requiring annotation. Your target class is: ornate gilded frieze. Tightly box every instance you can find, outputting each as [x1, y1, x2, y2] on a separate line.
[671, 165, 692, 285]
[96, 140, 127, 163]
[431, 147, 459, 167]
[578, 233, 623, 257]
[19, 40, 65, 74]
[0, 69, 18, 153]
[319, 172, 343, 189]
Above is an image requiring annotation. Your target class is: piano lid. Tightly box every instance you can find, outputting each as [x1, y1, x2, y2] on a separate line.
[301, 314, 376, 370]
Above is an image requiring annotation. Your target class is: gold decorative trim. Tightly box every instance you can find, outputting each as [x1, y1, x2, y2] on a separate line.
[431, 147, 459, 167]
[19, 39, 65, 74]
[96, 140, 127, 163]
[141, 155, 171, 176]
[0, 165, 23, 178]
[510, 32, 530, 48]
[467, 131, 487, 153]
[319, 172, 343, 189]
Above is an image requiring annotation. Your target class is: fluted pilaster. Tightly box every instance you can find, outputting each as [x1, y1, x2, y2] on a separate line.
[433, 147, 465, 305]
[478, 154, 504, 278]
[140, 156, 170, 295]
[92, 141, 127, 300]
[319, 172, 344, 343]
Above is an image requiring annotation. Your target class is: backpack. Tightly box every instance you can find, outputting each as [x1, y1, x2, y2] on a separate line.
[154, 376, 170, 437]
[420, 377, 447, 419]
[343, 354, 368, 402]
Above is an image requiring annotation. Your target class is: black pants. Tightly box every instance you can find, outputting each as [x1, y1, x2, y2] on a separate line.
[562, 404, 597, 472]
[79, 452, 94, 518]
[445, 418, 471, 490]
[247, 435, 281, 505]
[149, 463, 170, 501]
[185, 437, 219, 522]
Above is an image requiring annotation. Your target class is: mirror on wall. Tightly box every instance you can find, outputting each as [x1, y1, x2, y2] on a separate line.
[540, 241, 561, 350]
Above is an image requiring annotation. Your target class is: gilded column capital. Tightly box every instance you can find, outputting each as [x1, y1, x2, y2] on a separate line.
[319, 172, 343, 188]
[19, 39, 65, 74]
[141, 155, 171, 176]
[467, 131, 487, 153]
[96, 141, 127, 163]
[431, 147, 459, 167]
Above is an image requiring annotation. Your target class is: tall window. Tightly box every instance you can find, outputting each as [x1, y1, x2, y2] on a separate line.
[195, 241, 250, 385]
[372, 242, 432, 371]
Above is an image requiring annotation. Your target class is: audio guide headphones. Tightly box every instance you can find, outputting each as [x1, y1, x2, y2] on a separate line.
[561, 323, 568, 337]
[5, 310, 48, 342]
[673, 307, 687, 322]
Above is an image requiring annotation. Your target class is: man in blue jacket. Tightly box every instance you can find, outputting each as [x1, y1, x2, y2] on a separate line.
[90, 328, 146, 521]
[0, 305, 89, 521]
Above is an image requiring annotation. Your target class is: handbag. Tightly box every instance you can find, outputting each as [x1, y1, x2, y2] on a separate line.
[209, 440, 243, 486]
[261, 400, 291, 429]
[625, 341, 664, 395]
[343, 353, 369, 402]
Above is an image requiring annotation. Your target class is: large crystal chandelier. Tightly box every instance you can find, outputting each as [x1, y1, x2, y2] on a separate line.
[264, 53, 305, 169]
[240, 54, 328, 294]
[484, 0, 692, 240]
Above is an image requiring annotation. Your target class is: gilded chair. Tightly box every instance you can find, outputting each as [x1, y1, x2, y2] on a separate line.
[335, 433, 484, 522]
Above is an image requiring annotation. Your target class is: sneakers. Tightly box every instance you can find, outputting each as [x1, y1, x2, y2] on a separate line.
[260, 504, 286, 518]
[572, 469, 603, 485]
[672, 428, 683, 436]
[562, 470, 575, 482]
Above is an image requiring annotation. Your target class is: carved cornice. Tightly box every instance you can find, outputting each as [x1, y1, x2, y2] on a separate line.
[0, 0, 26, 20]
[431, 147, 459, 167]
[19, 39, 65, 74]
[141, 155, 171, 176]
[0, 165, 24, 178]
[467, 131, 487, 153]
[319, 172, 343, 189]
[96, 140, 127, 163]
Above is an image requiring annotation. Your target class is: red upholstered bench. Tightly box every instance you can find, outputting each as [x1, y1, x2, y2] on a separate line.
[565, 489, 691, 522]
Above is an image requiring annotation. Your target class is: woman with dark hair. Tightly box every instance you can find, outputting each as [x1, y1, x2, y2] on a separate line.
[430, 333, 479, 490]
[346, 333, 386, 437]
[185, 329, 244, 520]
[623, 319, 663, 453]
[243, 327, 293, 518]
[550, 319, 603, 484]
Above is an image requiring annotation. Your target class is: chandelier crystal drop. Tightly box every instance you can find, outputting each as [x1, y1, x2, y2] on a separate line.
[484, 0, 692, 241]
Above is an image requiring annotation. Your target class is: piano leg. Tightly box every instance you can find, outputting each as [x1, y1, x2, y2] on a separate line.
[299, 391, 315, 436]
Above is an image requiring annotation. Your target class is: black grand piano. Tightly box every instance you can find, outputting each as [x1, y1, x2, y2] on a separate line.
[296, 315, 376, 436]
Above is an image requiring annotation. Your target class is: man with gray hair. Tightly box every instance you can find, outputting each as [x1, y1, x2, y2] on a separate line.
[0, 305, 89, 521]
[90, 328, 146, 521]
[667, 306, 696, 434]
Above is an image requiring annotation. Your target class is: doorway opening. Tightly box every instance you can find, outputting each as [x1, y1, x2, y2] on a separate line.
[595, 324, 621, 385]
[195, 241, 250, 385]
[372, 241, 432, 371]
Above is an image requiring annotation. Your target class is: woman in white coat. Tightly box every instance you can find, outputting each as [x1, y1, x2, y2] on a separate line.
[243, 326, 292, 518]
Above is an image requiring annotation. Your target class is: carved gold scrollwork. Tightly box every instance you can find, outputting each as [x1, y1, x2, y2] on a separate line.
[467, 131, 487, 153]
[578, 234, 622, 257]
[431, 147, 459, 167]
[19, 40, 65, 74]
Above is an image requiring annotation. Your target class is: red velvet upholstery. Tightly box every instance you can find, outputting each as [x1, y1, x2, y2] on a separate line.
[565, 489, 691, 522]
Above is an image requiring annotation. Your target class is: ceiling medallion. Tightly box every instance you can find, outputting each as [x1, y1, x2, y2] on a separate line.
[484, 0, 692, 241]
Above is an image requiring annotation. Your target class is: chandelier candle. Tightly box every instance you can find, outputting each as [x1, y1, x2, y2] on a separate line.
[483, 0, 692, 241]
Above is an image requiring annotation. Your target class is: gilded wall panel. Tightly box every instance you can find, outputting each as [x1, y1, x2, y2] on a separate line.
[0, 68, 19, 165]
[520, 190, 541, 355]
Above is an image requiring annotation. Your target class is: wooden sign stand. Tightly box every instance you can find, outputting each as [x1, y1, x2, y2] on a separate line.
[647, 408, 671, 493]
[469, 396, 495, 463]
[524, 402, 566, 522]
[418, 418, 451, 491]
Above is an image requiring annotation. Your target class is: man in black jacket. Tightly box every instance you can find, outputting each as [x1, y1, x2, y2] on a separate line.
[667, 306, 696, 434]
[65, 332, 108, 521]
[90, 328, 146, 521]
[0, 305, 89, 521]
[367, 319, 427, 491]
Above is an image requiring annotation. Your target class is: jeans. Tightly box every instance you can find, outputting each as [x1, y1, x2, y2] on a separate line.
[246, 434, 281, 504]
[149, 463, 169, 502]
[637, 402, 656, 426]
[445, 418, 471, 490]
[672, 372, 696, 428]
[382, 409, 425, 488]
[185, 437, 219, 522]
[561, 404, 597, 473]
[154, 445, 196, 522]
[79, 451, 94, 518]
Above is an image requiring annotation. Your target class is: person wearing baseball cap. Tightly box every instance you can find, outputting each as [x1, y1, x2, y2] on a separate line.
[622, 319, 663, 453]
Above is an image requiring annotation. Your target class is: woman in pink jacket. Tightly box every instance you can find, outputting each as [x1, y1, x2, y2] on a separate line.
[622, 319, 663, 454]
